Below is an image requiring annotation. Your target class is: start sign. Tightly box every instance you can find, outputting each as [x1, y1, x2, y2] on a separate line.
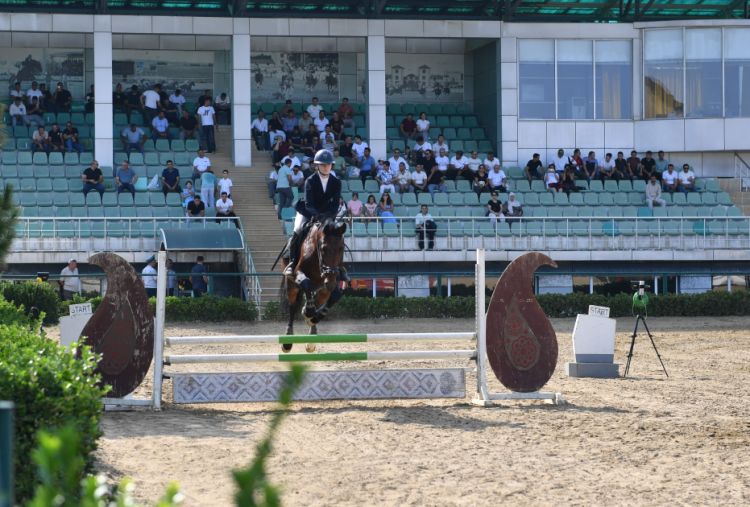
[69, 302, 93, 316]
[588, 305, 610, 318]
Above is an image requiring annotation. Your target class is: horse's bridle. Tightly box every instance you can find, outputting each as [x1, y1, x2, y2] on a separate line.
[316, 222, 341, 280]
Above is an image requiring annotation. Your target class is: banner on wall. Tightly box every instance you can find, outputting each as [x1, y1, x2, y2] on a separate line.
[385, 53, 464, 103]
[0, 49, 84, 98]
[112, 50, 215, 102]
[251, 52, 339, 102]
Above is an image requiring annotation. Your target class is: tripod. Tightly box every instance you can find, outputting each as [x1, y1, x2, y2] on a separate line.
[624, 313, 668, 377]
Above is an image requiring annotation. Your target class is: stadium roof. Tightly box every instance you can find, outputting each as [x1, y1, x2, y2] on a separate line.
[0, 0, 746, 21]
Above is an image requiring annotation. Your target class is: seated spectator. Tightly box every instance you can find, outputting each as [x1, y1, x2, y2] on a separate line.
[218, 169, 232, 198]
[352, 135, 369, 160]
[179, 110, 199, 141]
[677, 164, 696, 193]
[433, 134, 449, 155]
[364, 194, 378, 218]
[486, 192, 503, 225]
[272, 135, 291, 165]
[466, 151, 483, 175]
[307, 97, 322, 119]
[215, 192, 236, 223]
[583, 151, 599, 181]
[112, 83, 126, 112]
[332, 148, 347, 179]
[474, 165, 489, 197]
[416, 111, 431, 140]
[502, 193, 524, 224]
[290, 166, 304, 190]
[190, 255, 208, 297]
[655, 150, 670, 174]
[38, 83, 53, 112]
[388, 148, 408, 173]
[125, 85, 141, 119]
[415, 205, 436, 250]
[411, 164, 428, 194]
[449, 150, 471, 181]
[314, 110, 329, 132]
[627, 150, 642, 179]
[339, 136, 355, 165]
[435, 148, 450, 175]
[25, 97, 44, 127]
[552, 148, 567, 174]
[121, 124, 145, 155]
[569, 148, 584, 175]
[269, 125, 286, 147]
[192, 149, 212, 181]
[561, 165, 584, 195]
[347, 192, 363, 217]
[396, 163, 412, 193]
[52, 83, 72, 113]
[322, 133, 337, 152]
[400, 113, 417, 140]
[487, 165, 507, 193]
[187, 194, 205, 218]
[545, 165, 560, 192]
[412, 136, 432, 163]
[251, 110, 270, 150]
[280, 148, 301, 171]
[484, 151, 500, 172]
[336, 197, 348, 219]
[279, 99, 294, 116]
[378, 193, 395, 222]
[200, 169, 216, 208]
[288, 126, 305, 152]
[115, 161, 138, 197]
[337, 97, 354, 128]
[662, 164, 679, 193]
[169, 88, 186, 116]
[162, 160, 181, 196]
[298, 110, 313, 133]
[646, 175, 666, 208]
[641, 151, 658, 181]
[426, 164, 447, 196]
[63, 121, 82, 154]
[376, 161, 396, 195]
[330, 111, 344, 139]
[215, 93, 231, 124]
[85, 85, 95, 114]
[81, 161, 105, 197]
[141, 84, 162, 125]
[267, 166, 278, 199]
[421, 150, 436, 175]
[598, 153, 617, 181]
[356, 147, 376, 183]
[524, 153, 543, 181]
[9, 81, 24, 102]
[32, 126, 50, 153]
[9, 97, 27, 126]
[615, 151, 633, 180]
[48, 123, 65, 152]
[26, 81, 43, 104]
[303, 129, 322, 158]
[151, 111, 170, 141]
[181, 180, 195, 207]
[282, 110, 298, 135]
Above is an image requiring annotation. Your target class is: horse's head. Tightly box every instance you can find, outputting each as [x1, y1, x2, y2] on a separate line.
[317, 219, 347, 285]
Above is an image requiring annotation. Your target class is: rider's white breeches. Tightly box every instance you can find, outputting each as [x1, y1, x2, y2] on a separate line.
[293, 212, 308, 233]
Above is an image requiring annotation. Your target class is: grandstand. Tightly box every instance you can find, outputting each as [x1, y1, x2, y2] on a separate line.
[1, 2, 749, 302]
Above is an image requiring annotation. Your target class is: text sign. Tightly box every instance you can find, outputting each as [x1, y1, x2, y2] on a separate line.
[588, 305, 610, 318]
[69, 302, 92, 316]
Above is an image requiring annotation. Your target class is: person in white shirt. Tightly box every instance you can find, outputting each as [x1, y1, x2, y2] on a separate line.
[487, 165, 507, 192]
[352, 135, 369, 159]
[484, 151, 500, 172]
[306, 97, 322, 119]
[598, 152, 616, 181]
[151, 111, 170, 141]
[169, 89, 186, 115]
[280, 148, 302, 169]
[545, 165, 561, 192]
[58, 259, 81, 300]
[9, 97, 28, 126]
[646, 175, 666, 208]
[552, 148, 568, 174]
[411, 164, 428, 193]
[412, 136, 432, 156]
[290, 166, 305, 190]
[26, 81, 43, 103]
[395, 163, 412, 193]
[435, 149, 450, 173]
[196, 97, 216, 153]
[449, 150, 471, 180]
[218, 169, 233, 197]
[215, 192, 236, 223]
[416, 111, 431, 140]
[677, 164, 696, 193]
[141, 84, 162, 125]
[142, 257, 158, 297]
[192, 149, 211, 181]
[661, 164, 679, 193]
[251, 111, 270, 151]
[388, 148, 409, 172]
[466, 151, 483, 174]
[433, 134, 449, 155]
[314, 110, 329, 132]
[376, 161, 397, 195]
[9, 82, 24, 102]
[269, 126, 286, 146]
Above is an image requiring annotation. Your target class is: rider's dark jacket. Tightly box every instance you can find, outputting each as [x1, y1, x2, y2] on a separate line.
[295, 172, 341, 219]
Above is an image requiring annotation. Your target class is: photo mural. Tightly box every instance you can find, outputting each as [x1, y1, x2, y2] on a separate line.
[251, 52, 339, 102]
[385, 53, 464, 102]
[0, 49, 84, 97]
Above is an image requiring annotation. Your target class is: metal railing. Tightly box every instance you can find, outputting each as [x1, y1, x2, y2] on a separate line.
[735, 152, 750, 198]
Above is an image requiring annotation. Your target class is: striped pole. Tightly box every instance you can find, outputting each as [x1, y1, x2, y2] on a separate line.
[166, 332, 476, 346]
[166, 349, 476, 364]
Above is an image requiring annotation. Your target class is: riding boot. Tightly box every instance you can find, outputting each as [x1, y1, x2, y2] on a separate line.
[283, 232, 301, 276]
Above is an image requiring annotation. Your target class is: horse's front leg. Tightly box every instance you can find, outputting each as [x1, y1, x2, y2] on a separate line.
[283, 281, 301, 353]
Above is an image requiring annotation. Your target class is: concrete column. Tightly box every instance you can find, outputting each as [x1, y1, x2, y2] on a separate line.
[499, 37, 518, 166]
[232, 21, 252, 167]
[93, 17, 113, 168]
[366, 35, 387, 159]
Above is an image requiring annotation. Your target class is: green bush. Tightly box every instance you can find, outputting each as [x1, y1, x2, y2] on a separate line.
[0, 320, 108, 502]
[1, 281, 60, 325]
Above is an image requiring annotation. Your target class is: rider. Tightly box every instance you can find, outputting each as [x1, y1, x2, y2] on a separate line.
[284, 149, 348, 281]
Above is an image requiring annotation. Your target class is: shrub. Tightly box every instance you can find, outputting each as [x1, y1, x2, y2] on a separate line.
[0, 322, 107, 502]
[1, 281, 60, 325]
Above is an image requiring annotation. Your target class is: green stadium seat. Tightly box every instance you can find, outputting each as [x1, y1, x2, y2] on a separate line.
[568, 193, 584, 206]
[632, 180, 646, 192]
[583, 193, 598, 205]
[463, 140, 478, 152]
[450, 116, 464, 128]
[553, 193, 569, 206]
[433, 193, 449, 205]
[155, 139, 170, 152]
[129, 153, 144, 165]
[530, 180, 546, 192]
[599, 193, 615, 206]
[166, 193, 181, 206]
[701, 192, 717, 205]
[452, 140, 464, 152]
[604, 180, 619, 192]
[57, 113, 70, 123]
[186, 139, 200, 152]
[85, 192, 102, 206]
[150, 193, 166, 206]
[32, 152, 47, 165]
[144, 153, 159, 166]
[102, 193, 117, 206]
[687, 192, 702, 205]
[142, 140, 156, 152]
[619, 180, 633, 191]
[704, 179, 721, 192]
[710, 206, 727, 217]
[442, 128, 456, 139]
[539, 193, 554, 206]
[20, 178, 35, 192]
[514, 180, 530, 192]
[103, 206, 120, 218]
[478, 141, 493, 152]
[417, 193, 433, 205]
[2, 152, 17, 165]
[364, 180, 378, 193]
[436, 116, 450, 128]
[36, 192, 53, 207]
[716, 192, 733, 205]
[36, 179, 52, 192]
[174, 153, 190, 166]
[2, 165, 18, 177]
[13, 126, 28, 138]
[48, 152, 63, 165]
[18, 166, 34, 178]
[401, 193, 417, 205]
[629, 193, 645, 206]
[470, 127, 484, 139]
[463, 193, 479, 205]
[588, 180, 603, 192]
[672, 193, 687, 205]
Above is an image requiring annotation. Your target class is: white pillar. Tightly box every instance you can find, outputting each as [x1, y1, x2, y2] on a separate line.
[93, 18, 113, 168]
[232, 21, 252, 167]
[366, 35, 387, 160]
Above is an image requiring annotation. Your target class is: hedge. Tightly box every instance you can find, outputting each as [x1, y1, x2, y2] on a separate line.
[1, 281, 60, 325]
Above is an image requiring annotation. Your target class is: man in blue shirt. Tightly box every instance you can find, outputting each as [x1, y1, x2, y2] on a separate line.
[161, 160, 181, 196]
[121, 123, 145, 154]
[357, 146, 377, 184]
[115, 160, 138, 196]
[190, 256, 208, 297]
[151, 111, 170, 141]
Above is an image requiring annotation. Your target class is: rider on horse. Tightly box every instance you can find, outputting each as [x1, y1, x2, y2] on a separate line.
[284, 148, 349, 281]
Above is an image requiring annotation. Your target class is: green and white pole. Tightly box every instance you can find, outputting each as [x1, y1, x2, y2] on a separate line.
[166, 349, 477, 365]
[166, 332, 476, 346]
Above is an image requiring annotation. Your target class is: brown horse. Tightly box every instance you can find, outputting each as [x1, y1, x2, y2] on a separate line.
[281, 218, 347, 352]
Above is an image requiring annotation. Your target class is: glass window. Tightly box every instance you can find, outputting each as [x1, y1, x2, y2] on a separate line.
[644, 29, 684, 118]
[685, 29, 722, 118]
[595, 41, 632, 120]
[557, 40, 593, 119]
[519, 40, 555, 119]
[724, 28, 750, 118]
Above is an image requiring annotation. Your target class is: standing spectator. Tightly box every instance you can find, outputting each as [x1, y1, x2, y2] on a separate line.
[215, 192, 236, 223]
[646, 175, 666, 208]
[314, 110, 329, 133]
[655, 150, 670, 174]
[120, 124, 145, 155]
[179, 110, 199, 140]
[52, 82, 72, 113]
[197, 89, 213, 109]
[662, 164, 679, 193]
[487, 165, 507, 193]
[347, 192, 363, 217]
[192, 149, 211, 181]
[416, 111, 431, 140]
[400, 113, 417, 140]
[524, 153, 543, 181]
[545, 165, 560, 192]
[81, 161, 105, 198]
[112, 83, 126, 113]
[115, 161, 138, 197]
[9, 97, 28, 126]
[166, 259, 176, 297]
[31, 125, 50, 153]
[187, 194, 205, 218]
[151, 111, 170, 141]
[196, 97, 216, 153]
[169, 88, 186, 116]
[142, 257, 158, 298]
[48, 123, 65, 152]
[473, 165, 489, 197]
[200, 169, 216, 208]
[583, 151, 599, 181]
[251, 110, 270, 150]
[9, 81, 24, 102]
[191, 256, 208, 297]
[85, 85, 95, 114]
[627, 150, 642, 179]
[298, 110, 313, 133]
[214, 92, 230, 124]
[415, 205, 436, 250]
[487, 192, 503, 225]
[502, 193, 524, 224]
[376, 161, 397, 195]
[125, 85, 141, 119]
[267, 166, 278, 199]
[599, 153, 617, 181]
[364, 195, 378, 219]
[58, 259, 81, 300]
[337, 97, 354, 128]
[552, 148, 567, 174]
[411, 164, 428, 194]
[306, 97, 322, 119]
[677, 164, 696, 193]
[276, 158, 294, 218]
[161, 160, 181, 196]
[218, 169, 233, 198]
[396, 163, 412, 193]
[141, 84, 162, 125]
[641, 151, 658, 181]
[63, 121, 82, 154]
[25, 97, 44, 127]
[26, 81, 43, 104]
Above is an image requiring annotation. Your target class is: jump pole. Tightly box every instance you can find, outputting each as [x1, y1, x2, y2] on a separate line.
[152, 249, 167, 410]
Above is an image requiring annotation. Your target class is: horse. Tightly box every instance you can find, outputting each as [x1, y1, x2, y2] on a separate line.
[281, 219, 347, 353]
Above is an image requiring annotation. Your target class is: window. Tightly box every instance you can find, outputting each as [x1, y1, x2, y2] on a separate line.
[724, 28, 750, 118]
[644, 29, 684, 118]
[518, 40, 555, 119]
[557, 41, 593, 119]
[595, 40, 632, 120]
[685, 29, 722, 118]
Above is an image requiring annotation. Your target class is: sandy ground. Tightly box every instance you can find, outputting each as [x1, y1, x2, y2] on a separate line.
[50, 316, 750, 506]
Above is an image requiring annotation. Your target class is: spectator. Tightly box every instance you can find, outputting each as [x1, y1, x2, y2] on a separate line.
[38, 83, 53, 112]
[200, 169, 216, 208]
[141, 84, 162, 125]
[197, 89, 213, 109]
[655, 150, 670, 174]
[314, 110, 329, 132]
[336, 197, 348, 219]
[474, 165, 489, 197]
[269, 124, 287, 149]
[583, 151, 599, 181]
[215, 192, 236, 223]
[421, 150, 437, 175]
[426, 163, 447, 196]
[162, 90, 178, 122]
[484, 151, 500, 172]
[48, 123, 64, 152]
[9, 81, 24, 102]
[415, 205, 436, 250]
[433, 134, 450, 155]
[364, 194, 378, 218]
[569, 148, 584, 175]
[272, 135, 291, 164]
[339, 136, 355, 165]
[9, 97, 28, 126]
[303, 130, 322, 158]
[85, 85, 95, 114]
[81, 160, 105, 198]
[298, 110, 313, 133]
[502, 193, 524, 224]
[552, 149, 567, 174]
[276, 158, 294, 218]
[214, 92, 231, 124]
[63, 121, 82, 154]
[378, 193, 395, 220]
[196, 97, 216, 153]
[52, 82, 73, 113]
[411, 164, 428, 194]
[218, 169, 232, 198]
[115, 160, 138, 197]
[179, 110, 199, 141]
[466, 151, 483, 175]
[192, 149, 212, 181]
[487, 192, 503, 225]
[290, 166, 304, 190]
[395, 162, 412, 193]
[25, 97, 44, 127]
[641, 151, 658, 181]
[282, 110, 298, 135]
[416, 111, 431, 140]
[31, 125, 50, 153]
[599, 153, 617, 181]
[487, 165, 507, 193]
[112, 83, 126, 112]
[337, 97, 354, 128]
[376, 161, 397, 195]
[267, 166, 278, 199]
[332, 148, 347, 179]
[330, 111, 344, 139]
[187, 194, 205, 218]
[347, 192, 363, 217]
[388, 148, 408, 172]
[545, 165, 560, 192]
[289, 126, 305, 153]
[142, 257, 158, 298]
[166, 259, 176, 297]
[58, 259, 81, 300]
[279, 99, 294, 116]
[400, 113, 417, 140]
[615, 151, 633, 180]
[561, 165, 584, 195]
[162, 160, 181, 196]
[435, 148, 450, 175]
[352, 135, 369, 159]
[151, 110, 170, 141]
[412, 135, 432, 163]
[646, 175, 666, 208]
[677, 164, 696, 193]
[627, 150, 642, 179]
[280, 148, 301, 170]
[26, 81, 43, 104]
[190, 256, 208, 297]
[121, 123, 145, 155]
[169, 88, 186, 116]
[306, 97, 322, 118]
[181, 180, 195, 207]
[449, 150, 471, 180]
[322, 134, 336, 152]
[662, 164, 679, 193]
[125, 85, 141, 119]
[524, 153, 543, 181]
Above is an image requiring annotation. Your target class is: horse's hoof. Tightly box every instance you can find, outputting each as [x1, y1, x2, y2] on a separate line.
[281, 343, 293, 353]
[305, 343, 317, 353]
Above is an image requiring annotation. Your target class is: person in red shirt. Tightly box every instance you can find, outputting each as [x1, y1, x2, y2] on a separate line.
[337, 97, 354, 128]
[400, 113, 417, 140]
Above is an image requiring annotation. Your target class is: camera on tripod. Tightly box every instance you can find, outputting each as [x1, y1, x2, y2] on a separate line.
[624, 280, 668, 377]
[631, 280, 650, 312]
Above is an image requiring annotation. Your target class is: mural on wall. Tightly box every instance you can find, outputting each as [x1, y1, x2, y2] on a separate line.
[251, 52, 339, 102]
[385, 53, 464, 102]
[0, 49, 84, 97]
[112, 50, 215, 101]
